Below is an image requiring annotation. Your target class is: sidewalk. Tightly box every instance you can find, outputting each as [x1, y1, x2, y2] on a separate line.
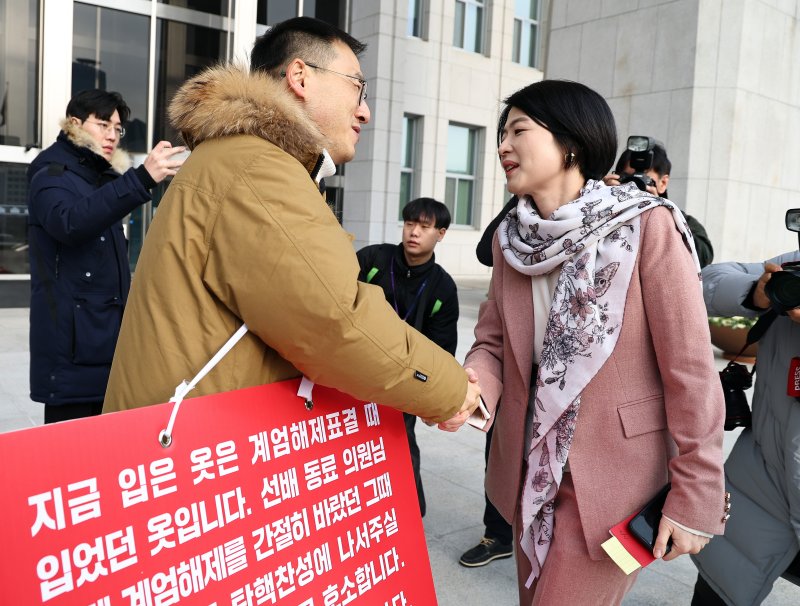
[1, 282, 797, 605]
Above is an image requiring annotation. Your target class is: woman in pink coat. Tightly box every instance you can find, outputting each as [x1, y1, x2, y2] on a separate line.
[455, 80, 728, 604]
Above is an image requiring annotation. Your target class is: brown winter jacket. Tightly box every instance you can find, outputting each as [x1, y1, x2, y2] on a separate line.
[103, 65, 467, 419]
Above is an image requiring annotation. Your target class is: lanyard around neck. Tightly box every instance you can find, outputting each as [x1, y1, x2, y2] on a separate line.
[389, 258, 428, 322]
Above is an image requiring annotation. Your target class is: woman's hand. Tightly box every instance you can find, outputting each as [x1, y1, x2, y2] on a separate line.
[653, 517, 710, 561]
[435, 367, 480, 432]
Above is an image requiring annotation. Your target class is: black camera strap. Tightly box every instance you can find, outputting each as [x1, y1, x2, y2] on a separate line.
[728, 310, 777, 371]
[743, 310, 777, 349]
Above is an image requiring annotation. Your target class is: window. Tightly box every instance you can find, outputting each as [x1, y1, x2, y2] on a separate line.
[153, 18, 228, 145]
[325, 186, 344, 224]
[407, 0, 424, 38]
[399, 114, 420, 217]
[258, 1, 344, 27]
[72, 4, 150, 153]
[258, 0, 297, 25]
[0, 0, 40, 148]
[158, 1, 229, 16]
[324, 163, 345, 224]
[445, 123, 480, 225]
[453, 0, 484, 53]
[512, 0, 540, 68]
[0, 163, 30, 274]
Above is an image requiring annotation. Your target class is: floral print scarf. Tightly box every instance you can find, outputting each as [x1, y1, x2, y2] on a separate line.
[497, 179, 699, 587]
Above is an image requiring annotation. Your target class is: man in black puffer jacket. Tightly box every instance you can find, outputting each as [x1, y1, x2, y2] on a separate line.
[27, 89, 185, 423]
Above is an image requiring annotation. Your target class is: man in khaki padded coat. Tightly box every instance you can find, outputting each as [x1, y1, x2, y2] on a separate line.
[103, 17, 480, 422]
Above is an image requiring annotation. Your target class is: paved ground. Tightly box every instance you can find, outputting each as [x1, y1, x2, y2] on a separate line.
[1, 280, 797, 605]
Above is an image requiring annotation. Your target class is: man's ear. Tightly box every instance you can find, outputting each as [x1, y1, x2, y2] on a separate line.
[658, 173, 670, 195]
[284, 59, 309, 100]
[437, 228, 447, 242]
[68, 116, 81, 127]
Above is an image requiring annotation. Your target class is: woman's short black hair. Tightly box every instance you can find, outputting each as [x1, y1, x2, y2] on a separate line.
[402, 197, 451, 230]
[66, 89, 130, 123]
[497, 80, 617, 180]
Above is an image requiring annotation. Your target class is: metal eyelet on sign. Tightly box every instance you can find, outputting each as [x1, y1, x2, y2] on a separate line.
[158, 430, 172, 448]
[304, 399, 314, 411]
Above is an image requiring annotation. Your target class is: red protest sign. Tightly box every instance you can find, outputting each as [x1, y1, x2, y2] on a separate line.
[0, 379, 437, 606]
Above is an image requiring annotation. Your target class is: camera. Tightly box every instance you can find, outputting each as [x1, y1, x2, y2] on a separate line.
[720, 360, 753, 430]
[764, 209, 800, 314]
[617, 135, 660, 192]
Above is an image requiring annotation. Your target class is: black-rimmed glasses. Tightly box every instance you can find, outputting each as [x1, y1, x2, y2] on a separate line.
[305, 62, 368, 105]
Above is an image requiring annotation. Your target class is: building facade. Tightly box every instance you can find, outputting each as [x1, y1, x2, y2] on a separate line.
[545, 0, 800, 264]
[0, 0, 546, 306]
[1, 0, 798, 307]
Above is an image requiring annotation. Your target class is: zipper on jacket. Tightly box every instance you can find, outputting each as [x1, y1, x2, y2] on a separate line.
[55, 250, 60, 279]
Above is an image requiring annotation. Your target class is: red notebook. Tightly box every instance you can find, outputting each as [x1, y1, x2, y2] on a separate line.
[600, 510, 657, 574]
[601, 484, 671, 574]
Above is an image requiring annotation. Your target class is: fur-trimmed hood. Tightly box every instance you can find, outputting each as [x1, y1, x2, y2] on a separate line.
[59, 117, 132, 174]
[168, 64, 328, 173]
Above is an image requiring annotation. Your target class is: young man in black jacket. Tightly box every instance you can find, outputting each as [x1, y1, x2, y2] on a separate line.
[356, 197, 458, 516]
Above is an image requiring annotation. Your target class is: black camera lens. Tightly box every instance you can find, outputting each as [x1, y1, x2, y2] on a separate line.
[765, 268, 800, 314]
[618, 172, 653, 192]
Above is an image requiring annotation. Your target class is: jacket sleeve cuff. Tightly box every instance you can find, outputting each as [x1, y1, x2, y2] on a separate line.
[662, 514, 714, 538]
[135, 165, 158, 190]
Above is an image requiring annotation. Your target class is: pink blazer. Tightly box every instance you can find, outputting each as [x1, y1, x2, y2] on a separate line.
[465, 207, 727, 559]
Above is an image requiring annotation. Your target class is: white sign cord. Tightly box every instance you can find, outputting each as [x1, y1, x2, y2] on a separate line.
[159, 323, 249, 447]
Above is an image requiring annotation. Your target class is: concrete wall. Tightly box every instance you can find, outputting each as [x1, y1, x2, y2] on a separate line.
[689, 0, 800, 262]
[547, 0, 800, 264]
[547, 0, 699, 215]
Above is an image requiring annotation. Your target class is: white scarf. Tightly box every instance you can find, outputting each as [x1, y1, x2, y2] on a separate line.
[498, 179, 699, 587]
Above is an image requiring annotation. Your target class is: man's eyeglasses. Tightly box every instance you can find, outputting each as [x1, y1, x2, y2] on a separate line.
[305, 62, 368, 106]
[84, 119, 126, 139]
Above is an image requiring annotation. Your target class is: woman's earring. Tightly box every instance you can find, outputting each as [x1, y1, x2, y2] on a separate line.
[565, 151, 576, 166]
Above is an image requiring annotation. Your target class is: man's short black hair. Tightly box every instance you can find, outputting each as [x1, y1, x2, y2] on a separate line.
[497, 80, 617, 180]
[402, 197, 451, 230]
[66, 89, 130, 123]
[251, 16, 367, 77]
[615, 143, 672, 177]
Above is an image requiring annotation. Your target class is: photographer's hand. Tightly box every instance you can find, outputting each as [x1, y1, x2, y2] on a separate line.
[752, 262, 782, 309]
[603, 172, 621, 187]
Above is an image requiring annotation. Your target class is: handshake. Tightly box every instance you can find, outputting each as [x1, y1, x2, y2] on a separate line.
[422, 367, 483, 432]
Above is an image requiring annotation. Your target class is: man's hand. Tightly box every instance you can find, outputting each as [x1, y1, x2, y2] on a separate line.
[143, 141, 187, 184]
[752, 262, 782, 309]
[603, 172, 659, 196]
[437, 367, 480, 432]
[653, 517, 710, 561]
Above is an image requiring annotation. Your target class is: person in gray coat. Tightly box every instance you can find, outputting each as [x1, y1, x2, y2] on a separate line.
[691, 251, 800, 605]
